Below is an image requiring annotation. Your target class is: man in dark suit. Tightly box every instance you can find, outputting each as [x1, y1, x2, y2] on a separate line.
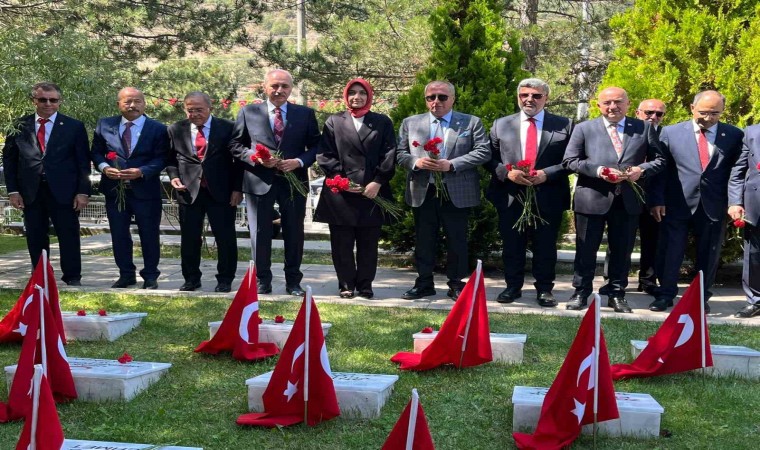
[91, 87, 168, 289]
[3, 82, 91, 285]
[650, 90, 743, 312]
[728, 124, 760, 318]
[229, 69, 321, 295]
[563, 87, 665, 313]
[166, 92, 242, 293]
[397, 81, 491, 300]
[486, 78, 572, 307]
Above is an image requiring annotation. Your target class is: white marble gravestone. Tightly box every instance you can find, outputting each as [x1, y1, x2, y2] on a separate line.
[64, 440, 200, 449]
[208, 320, 332, 349]
[412, 331, 527, 364]
[512, 386, 664, 438]
[62, 311, 148, 341]
[5, 358, 171, 402]
[631, 340, 760, 380]
[247, 371, 398, 419]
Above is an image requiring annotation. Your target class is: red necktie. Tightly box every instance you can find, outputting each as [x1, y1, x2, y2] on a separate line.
[525, 117, 537, 166]
[122, 122, 133, 157]
[36, 118, 48, 153]
[273, 107, 284, 144]
[195, 127, 207, 160]
[698, 129, 710, 171]
[609, 123, 623, 157]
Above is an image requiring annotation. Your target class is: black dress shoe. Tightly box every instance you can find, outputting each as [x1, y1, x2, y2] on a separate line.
[566, 293, 589, 310]
[286, 285, 305, 296]
[111, 277, 137, 288]
[735, 304, 760, 318]
[257, 283, 272, 294]
[339, 290, 355, 299]
[608, 296, 632, 313]
[66, 280, 82, 286]
[142, 280, 158, 290]
[215, 282, 231, 293]
[356, 290, 374, 299]
[598, 284, 611, 296]
[648, 297, 673, 312]
[179, 281, 202, 291]
[537, 291, 557, 307]
[402, 287, 436, 300]
[447, 287, 462, 300]
[638, 281, 658, 296]
[496, 288, 521, 304]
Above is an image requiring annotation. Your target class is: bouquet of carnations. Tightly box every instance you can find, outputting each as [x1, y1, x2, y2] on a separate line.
[325, 175, 404, 220]
[251, 143, 309, 198]
[508, 159, 547, 232]
[412, 137, 449, 201]
[105, 151, 126, 211]
[602, 166, 646, 204]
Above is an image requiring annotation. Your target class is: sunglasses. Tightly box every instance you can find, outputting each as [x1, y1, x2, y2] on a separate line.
[34, 97, 60, 104]
[425, 94, 449, 102]
[643, 110, 664, 118]
[519, 93, 544, 100]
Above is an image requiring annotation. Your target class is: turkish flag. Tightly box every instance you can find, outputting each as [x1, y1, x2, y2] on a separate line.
[16, 365, 65, 450]
[0, 252, 66, 344]
[611, 272, 713, 379]
[381, 389, 435, 450]
[391, 262, 492, 370]
[237, 289, 340, 427]
[513, 295, 619, 450]
[194, 264, 279, 360]
[1, 286, 76, 422]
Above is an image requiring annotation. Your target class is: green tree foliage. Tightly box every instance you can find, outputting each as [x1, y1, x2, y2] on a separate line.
[382, 0, 526, 265]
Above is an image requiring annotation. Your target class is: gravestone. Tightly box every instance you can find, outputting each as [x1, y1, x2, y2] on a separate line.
[5, 358, 171, 402]
[64, 440, 200, 449]
[62, 312, 148, 341]
[208, 320, 332, 349]
[512, 386, 664, 438]
[631, 340, 760, 380]
[412, 331, 527, 364]
[247, 371, 398, 419]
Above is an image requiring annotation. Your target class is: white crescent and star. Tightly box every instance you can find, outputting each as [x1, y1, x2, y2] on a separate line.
[13, 294, 35, 336]
[238, 302, 259, 344]
[675, 314, 694, 348]
[576, 347, 595, 390]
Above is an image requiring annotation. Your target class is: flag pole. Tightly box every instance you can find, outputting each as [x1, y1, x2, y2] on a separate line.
[699, 270, 706, 374]
[29, 365, 43, 450]
[592, 293, 601, 449]
[405, 388, 419, 450]
[42, 249, 49, 303]
[248, 260, 254, 290]
[34, 284, 48, 378]
[459, 260, 482, 369]
[303, 286, 312, 425]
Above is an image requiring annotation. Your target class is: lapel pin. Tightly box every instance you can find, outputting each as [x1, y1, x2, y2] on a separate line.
[59, 122, 63, 125]
[368, 123, 373, 128]
[721, 133, 725, 136]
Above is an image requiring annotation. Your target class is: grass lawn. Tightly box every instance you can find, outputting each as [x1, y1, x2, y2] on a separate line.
[0, 290, 757, 449]
[0, 234, 29, 255]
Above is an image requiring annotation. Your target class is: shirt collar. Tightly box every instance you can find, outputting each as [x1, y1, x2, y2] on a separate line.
[602, 117, 626, 129]
[520, 109, 545, 123]
[191, 115, 213, 131]
[268, 100, 288, 114]
[430, 110, 453, 125]
[35, 112, 57, 124]
[692, 120, 718, 135]
[121, 115, 146, 127]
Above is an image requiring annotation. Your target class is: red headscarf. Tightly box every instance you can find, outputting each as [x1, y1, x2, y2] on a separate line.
[343, 78, 373, 118]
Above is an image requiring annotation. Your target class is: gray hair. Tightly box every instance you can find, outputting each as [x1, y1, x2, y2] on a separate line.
[517, 78, 550, 96]
[31, 82, 62, 98]
[265, 69, 294, 85]
[424, 80, 456, 97]
[693, 90, 726, 107]
[184, 91, 212, 107]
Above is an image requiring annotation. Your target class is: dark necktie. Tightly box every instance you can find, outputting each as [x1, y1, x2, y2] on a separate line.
[525, 117, 537, 165]
[698, 129, 710, 171]
[122, 122, 133, 157]
[196, 127, 207, 160]
[273, 107, 284, 144]
[36, 118, 48, 153]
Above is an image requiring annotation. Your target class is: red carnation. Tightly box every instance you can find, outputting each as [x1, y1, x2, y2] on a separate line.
[76, 310, 86, 316]
[601, 166, 611, 176]
[252, 143, 271, 161]
[326, 175, 351, 194]
[608, 173, 619, 182]
[734, 218, 746, 228]
[516, 159, 533, 170]
[756, 162, 760, 171]
[106, 151, 118, 161]
[505, 163, 513, 171]
[529, 169, 538, 177]
[274, 315, 285, 323]
[117, 352, 133, 364]
[98, 309, 107, 316]
[421, 327, 434, 333]
[412, 140, 420, 147]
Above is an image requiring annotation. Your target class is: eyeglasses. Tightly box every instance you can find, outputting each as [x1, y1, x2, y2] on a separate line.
[519, 93, 545, 100]
[642, 110, 664, 118]
[34, 97, 60, 104]
[425, 94, 449, 102]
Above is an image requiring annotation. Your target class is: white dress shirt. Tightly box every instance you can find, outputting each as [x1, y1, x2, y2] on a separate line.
[692, 120, 718, 158]
[191, 116, 213, 155]
[34, 112, 57, 148]
[351, 115, 364, 131]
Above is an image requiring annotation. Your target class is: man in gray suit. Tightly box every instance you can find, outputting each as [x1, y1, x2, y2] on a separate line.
[486, 78, 572, 307]
[563, 87, 665, 313]
[728, 124, 760, 318]
[397, 81, 490, 300]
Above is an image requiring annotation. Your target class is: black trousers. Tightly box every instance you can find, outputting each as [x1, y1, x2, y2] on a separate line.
[412, 185, 470, 290]
[573, 196, 638, 296]
[105, 189, 162, 281]
[742, 223, 760, 305]
[602, 209, 659, 285]
[496, 198, 564, 292]
[23, 181, 81, 283]
[179, 187, 238, 284]
[328, 224, 381, 293]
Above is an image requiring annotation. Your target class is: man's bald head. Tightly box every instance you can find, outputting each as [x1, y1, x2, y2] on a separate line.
[635, 99, 666, 127]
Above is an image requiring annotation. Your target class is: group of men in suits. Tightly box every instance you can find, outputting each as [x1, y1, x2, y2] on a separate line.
[4, 76, 760, 318]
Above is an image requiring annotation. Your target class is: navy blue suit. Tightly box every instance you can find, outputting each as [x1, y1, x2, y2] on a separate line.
[91, 115, 168, 281]
[651, 120, 743, 300]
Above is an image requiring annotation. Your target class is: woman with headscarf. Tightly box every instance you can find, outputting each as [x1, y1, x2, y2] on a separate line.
[314, 78, 397, 299]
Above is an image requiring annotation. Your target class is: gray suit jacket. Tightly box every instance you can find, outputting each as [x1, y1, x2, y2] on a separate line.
[728, 124, 760, 224]
[396, 111, 490, 208]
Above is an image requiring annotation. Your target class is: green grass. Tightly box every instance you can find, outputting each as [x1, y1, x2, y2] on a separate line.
[0, 290, 757, 449]
[0, 234, 58, 255]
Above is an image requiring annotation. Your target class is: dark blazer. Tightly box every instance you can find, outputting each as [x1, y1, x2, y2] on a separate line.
[228, 102, 321, 195]
[166, 117, 242, 205]
[651, 120, 744, 221]
[3, 113, 91, 205]
[485, 111, 573, 212]
[563, 116, 665, 215]
[729, 124, 760, 224]
[313, 111, 396, 226]
[91, 115, 169, 200]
